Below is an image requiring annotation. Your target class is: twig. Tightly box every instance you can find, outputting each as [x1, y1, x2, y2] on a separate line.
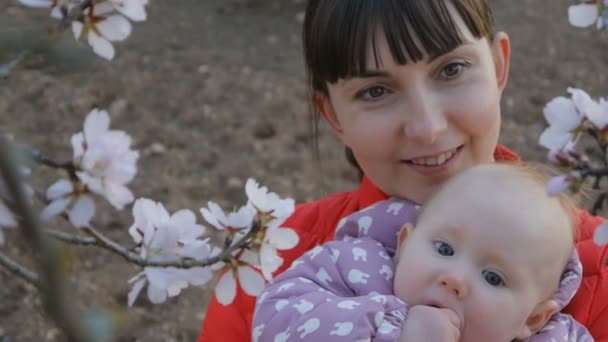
[0, 51, 28, 78]
[0, 250, 39, 286]
[57, 0, 92, 31]
[581, 166, 608, 178]
[592, 193, 607, 215]
[28, 147, 73, 171]
[0, 141, 99, 341]
[46, 228, 97, 246]
[80, 219, 262, 268]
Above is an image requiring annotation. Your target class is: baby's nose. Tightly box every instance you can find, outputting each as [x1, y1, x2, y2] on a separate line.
[438, 273, 468, 299]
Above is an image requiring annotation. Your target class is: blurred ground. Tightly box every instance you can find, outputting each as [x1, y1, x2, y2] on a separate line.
[0, 0, 606, 340]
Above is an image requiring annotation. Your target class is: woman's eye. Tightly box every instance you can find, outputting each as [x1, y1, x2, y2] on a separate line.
[434, 241, 454, 256]
[357, 85, 389, 101]
[439, 61, 469, 79]
[482, 270, 505, 287]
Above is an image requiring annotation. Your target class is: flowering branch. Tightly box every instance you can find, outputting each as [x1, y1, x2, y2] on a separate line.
[0, 140, 98, 341]
[57, 0, 92, 31]
[0, 250, 39, 286]
[46, 228, 97, 245]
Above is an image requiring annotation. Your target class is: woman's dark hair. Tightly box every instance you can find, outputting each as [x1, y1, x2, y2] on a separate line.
[303, 0, 495, 177]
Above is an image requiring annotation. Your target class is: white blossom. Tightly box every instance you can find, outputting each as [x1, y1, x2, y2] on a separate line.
[245, 178, 295, 224]
[109, 0, 149, 21]
[17, 0, 53, 8]
[569, 3, 602, 28]
[594, 221, 608, 246]
[127, 198, 213, 305]
[539, 93, 584, 150]
[71, 108, 139, 210]
[200, 201, 256, 231]
[72, 13, 132, 60]
[19, 0, 148, 60]
[214, 265, 266, 305]
[40, 178, 96, 228]
[258, 225, 299, 280]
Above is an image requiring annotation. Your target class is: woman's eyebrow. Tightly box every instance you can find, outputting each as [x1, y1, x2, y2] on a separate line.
[354, 70, 390, 78]
[428, 41, 477, 63]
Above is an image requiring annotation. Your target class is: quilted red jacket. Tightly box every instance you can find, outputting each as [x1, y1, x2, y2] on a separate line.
[198, 145, 608, 341]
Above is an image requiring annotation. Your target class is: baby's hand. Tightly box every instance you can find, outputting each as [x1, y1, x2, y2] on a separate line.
[398, 305, 461, 342]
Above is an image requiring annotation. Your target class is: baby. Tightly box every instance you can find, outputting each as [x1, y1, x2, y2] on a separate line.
[252, 164, 592, 341]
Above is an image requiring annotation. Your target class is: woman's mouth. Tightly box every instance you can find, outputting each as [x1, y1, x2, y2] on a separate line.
[405, 145, 463, 167]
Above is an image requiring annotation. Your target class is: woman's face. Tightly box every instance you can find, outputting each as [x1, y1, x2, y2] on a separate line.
[317, 10, 510, 203]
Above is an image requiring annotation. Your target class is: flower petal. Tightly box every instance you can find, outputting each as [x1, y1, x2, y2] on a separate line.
[84, 109, 110, 146]
[594, 222, 608, 245]
[72, 21, 83, 40]
[539, 127, 573, 151]
[18, 0, 52, 8]
[568, 4, 600, 28]
[267, 227, 299, 250]
[102, 181, 134, 209]
[200, 202, 227, 230]
[127, 277, 146, 306]
[40, 197, 72, 221]
[238, 266, 265, 297]
[96, 15, 132, 42]
[112, 0, 148, 21]
[543, 96, 580, 130]
[68, 195, 96, 227]
[88, 31, 115, 60]
[215, 271, 237, 305]
[70, 132, 85, 160]
[546, 175, 571, 196]
[46, 179, 74, 200]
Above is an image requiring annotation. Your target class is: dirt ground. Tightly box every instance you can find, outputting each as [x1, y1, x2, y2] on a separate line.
[0, 0, 606, 340]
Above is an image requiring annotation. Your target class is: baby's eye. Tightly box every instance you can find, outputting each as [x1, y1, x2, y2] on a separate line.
[433, 241, 454, 256]
[356, 85, 390, 101]
[482, 270, 505, 287]
[439, 61, 470, 79]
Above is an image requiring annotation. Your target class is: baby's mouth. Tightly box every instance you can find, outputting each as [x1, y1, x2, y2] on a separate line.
[404, 145, 463, 167]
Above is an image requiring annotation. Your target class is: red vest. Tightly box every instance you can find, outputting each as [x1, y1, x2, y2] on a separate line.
[198, 145, 608, 341]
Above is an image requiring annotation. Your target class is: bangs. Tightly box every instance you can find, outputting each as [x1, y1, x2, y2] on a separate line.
[304, 0, 494, 92]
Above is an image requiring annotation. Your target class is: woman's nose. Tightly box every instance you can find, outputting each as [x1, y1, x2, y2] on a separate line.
[438, 273, 468, 300]
[403, 90, 447, 144]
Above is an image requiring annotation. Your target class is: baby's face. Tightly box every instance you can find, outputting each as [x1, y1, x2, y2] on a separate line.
[393, 180, 570, 341]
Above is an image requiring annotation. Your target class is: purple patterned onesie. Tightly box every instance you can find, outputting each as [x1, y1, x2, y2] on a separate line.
[252, 198, 593, 341]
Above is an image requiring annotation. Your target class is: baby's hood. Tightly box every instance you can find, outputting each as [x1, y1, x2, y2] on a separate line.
[554, 250, 583, 311]
[333, 197, 420, 257]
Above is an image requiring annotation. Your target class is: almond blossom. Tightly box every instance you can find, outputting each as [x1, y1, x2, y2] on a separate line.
[539, 93, 584, 150]
[202, 179, 298, 305]
[40, 108, 137, 227]
[594, 221, 608, 245]
[127, 198, 214, 305]
[569, 1, 608, 29]
[71, 108, 139, 210]
[18, 0, 149, 60]
[40, 179, 95, 227]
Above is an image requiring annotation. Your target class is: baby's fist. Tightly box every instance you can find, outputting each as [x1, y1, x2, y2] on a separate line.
[398, 305, 461, 342]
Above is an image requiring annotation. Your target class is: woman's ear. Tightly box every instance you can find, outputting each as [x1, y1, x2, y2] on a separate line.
[515, 299, 558, 339]
[491, 32, 511, 92]
[314, 92, 344, 138]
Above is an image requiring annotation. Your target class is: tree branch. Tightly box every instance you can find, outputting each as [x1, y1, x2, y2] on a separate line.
[46, 228, 97, 246]
[0, 141, 99, 341]
[57, 0, 92, 31]
[0, 250, 39, 286]
[81, 219, 262, 268]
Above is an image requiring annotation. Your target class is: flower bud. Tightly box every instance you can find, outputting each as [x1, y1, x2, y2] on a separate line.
[547, 175, 571, 196]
